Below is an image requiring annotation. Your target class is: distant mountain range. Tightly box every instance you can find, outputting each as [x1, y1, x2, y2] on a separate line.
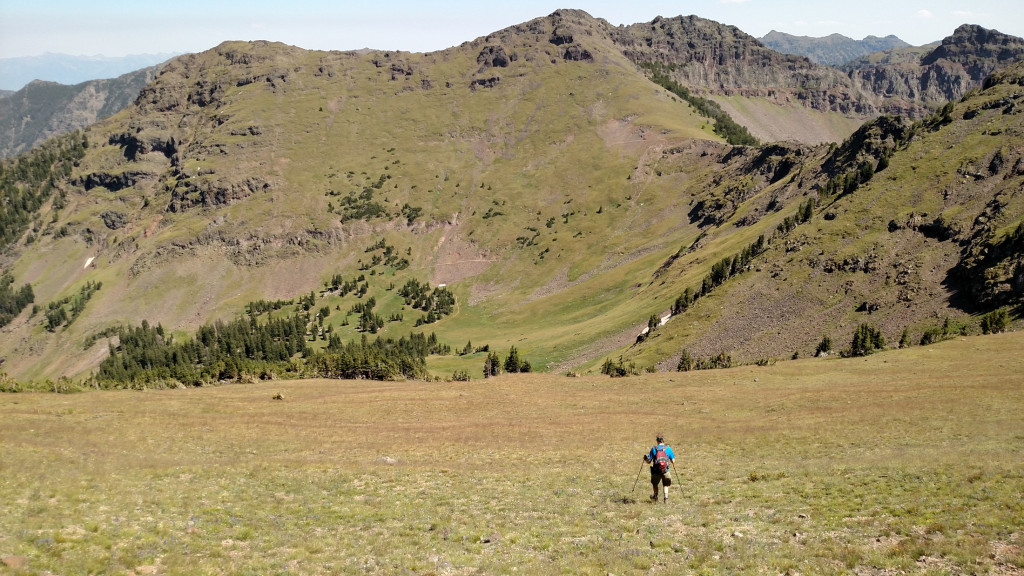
[0, 67, 160, 159]
[759, 31, 910, 66]
[0, 53, 176, 91]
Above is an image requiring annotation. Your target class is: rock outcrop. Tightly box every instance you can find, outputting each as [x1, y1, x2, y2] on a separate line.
[845, 25, 1024, 105]
[611, 15, 923, 118]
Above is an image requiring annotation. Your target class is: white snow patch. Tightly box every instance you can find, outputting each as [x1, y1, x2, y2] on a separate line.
[84, 257, 95, 269]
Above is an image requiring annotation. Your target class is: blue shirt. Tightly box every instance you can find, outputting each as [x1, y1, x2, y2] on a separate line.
[647, 443, 675, 461]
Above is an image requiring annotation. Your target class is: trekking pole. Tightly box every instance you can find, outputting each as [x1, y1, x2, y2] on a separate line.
[630, 460, 645, 493]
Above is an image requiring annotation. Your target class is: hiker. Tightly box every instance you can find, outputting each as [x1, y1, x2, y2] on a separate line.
[643, 433, 675, 502]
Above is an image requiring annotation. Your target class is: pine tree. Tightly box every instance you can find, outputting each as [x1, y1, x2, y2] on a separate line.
[504, 346, 522, 373]
[483, 351, 502, 378]
[815, 335, 833, 356]
[676, 349, 694, 372]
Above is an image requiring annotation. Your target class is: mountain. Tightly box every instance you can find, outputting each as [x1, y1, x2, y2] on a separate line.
[759, 31, 910, 67]
[1, 10, 1021, 383]
[0, 67, 160, 159]
[612, 17, 1024, 144]
[0, 53, 176, 91]
[610, 15, 927, 144]
[845, 24, 1024, 106]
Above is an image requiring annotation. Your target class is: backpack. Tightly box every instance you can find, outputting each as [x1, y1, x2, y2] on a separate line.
[653, 444, 670, 474]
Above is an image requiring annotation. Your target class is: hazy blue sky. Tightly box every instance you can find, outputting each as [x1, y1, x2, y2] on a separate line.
[2, 0, 1023, 59]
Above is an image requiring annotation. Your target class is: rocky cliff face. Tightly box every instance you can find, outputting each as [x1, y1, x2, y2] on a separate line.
[845, 25, 1024, 105]
[610, 15, 926, 118]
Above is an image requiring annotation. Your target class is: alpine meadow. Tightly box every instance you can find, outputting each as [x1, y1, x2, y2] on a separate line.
[1, 8, 1023, 575]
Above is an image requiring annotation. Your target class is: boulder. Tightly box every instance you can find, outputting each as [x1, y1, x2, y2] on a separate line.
[469, 77, 501, 90]
[562, 45, 594, 62]
[477, 45, 511, 70]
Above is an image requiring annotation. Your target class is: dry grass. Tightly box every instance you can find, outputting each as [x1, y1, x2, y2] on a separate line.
[2, 332, 1023, 574]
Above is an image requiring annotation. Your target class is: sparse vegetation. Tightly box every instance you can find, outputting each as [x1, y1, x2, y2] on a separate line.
[338, 186, 390, 223]
[670, 235, 767, 316]
[5, 334, 1022, 574]
[980, 309, 1009, 334]
[601, 355, 640, 377]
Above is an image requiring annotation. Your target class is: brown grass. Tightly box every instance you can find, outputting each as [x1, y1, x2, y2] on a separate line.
[1, 332, 1023, 574]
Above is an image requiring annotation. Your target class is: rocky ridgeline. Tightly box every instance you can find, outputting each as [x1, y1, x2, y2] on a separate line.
[845, 24, 1024, 106]
[608, 15, 927, 118]
[607, 15, 1024, 119]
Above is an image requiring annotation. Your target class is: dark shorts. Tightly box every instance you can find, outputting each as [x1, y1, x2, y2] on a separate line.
[650, 467, 672, 486]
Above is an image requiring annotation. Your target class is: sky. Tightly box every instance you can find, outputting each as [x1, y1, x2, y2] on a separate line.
[2, 0, 1024, 59]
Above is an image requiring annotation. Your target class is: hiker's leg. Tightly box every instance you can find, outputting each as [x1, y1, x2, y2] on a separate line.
[663, 475, 672, 499]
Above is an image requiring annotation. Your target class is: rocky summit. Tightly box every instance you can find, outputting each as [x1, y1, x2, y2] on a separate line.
[0, 10, 1022, 384]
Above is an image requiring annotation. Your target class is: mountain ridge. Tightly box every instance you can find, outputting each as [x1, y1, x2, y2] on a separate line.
[759, 30, 910, 66]
[0, 67, 161, 159]
[1, 10, 1022, 383]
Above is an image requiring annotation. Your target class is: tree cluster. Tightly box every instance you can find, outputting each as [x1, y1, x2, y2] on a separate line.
[980, 309, 1009, 334]
[350, 297, 385, 333]
[671, 235, 767, 316]
[502, 346, 531, 373]
[97, 315, 309, 386]
[0, 273, 34, 328]
[327, 273, 367, 297]
[482, 347, 530, 378]
[0, 130, 88, 250]
[601, 356, 640, 377]
[361, 238, 410, 271]
[338, 185, 390, 223]
[820, 161, 876, 199]
[245, 298, 294, 315]
[847, 323, 886, 357]
[307, 332, 432, 380]
[399, 279, 456, 325]
[777, 198, 817, 235]
[676, 350, 732, 371]
[44, 280, 100, 332]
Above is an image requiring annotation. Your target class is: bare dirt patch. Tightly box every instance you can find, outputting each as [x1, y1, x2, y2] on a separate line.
[429, 223, 494, 286]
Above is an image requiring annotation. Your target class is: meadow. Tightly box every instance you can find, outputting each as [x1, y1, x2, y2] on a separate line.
[2, 332, 1022, 575]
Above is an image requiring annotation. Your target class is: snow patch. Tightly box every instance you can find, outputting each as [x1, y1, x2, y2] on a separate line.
[84, 257, 95, 269]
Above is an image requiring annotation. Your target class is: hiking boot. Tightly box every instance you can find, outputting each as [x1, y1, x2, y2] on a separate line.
[663, 495, 668, 503]
[650, 495, 658, 502]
